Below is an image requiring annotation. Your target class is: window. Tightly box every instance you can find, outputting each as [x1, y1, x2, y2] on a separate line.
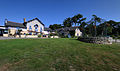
[16, 27, 20, 30]
[34, 24, 38, 32]
[29, 26, 32, 31]
[29, 26, 32, 35]
[29, 32, 32, 35]
[43, 35, 46, 37]
[40, 27, 42, 32]
[4, 29, 8, 34]
[77, 33, 79, 36]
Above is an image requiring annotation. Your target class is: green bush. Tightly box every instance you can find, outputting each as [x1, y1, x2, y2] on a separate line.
[50, 33, 58, 36]
[117, 35, 120, 39]
[38, 34, 42, 38]
[48, 35, 51, 38]
[69, 30, 75, 38]
[111, 35, 116, 39]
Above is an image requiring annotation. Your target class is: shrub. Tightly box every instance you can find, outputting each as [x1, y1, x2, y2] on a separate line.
[117, 35, 120, 39]
[69, 30, 75, 38]
[50, 33, 58, 36]
[111, 35, 116, 39]
[38, 34, 42, 38]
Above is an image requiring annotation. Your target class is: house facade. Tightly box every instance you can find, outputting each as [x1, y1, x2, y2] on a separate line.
[24, 18, 44, 35]
[75, 28, 82, 36]
[55, 27, 82, 38]
[0, 18, 45, 38]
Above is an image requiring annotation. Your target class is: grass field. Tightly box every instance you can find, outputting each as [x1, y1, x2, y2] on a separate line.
[0, 38, 120, 71]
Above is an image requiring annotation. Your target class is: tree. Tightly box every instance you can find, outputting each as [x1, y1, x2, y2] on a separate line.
[79, 22, 87, 37]
[71, 14, 86, 26]
[77, 14, 86, 25]
[85, 23, 93, 37]
[107, 20, 120, 36]
[89, 15, 102, 37]
[63, 17, 72, 27]
[49, 24, 62, 30]
[72, 15, 78, 26]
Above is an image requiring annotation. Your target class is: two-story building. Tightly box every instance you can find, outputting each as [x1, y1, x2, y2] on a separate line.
[0, 18, 45, 38]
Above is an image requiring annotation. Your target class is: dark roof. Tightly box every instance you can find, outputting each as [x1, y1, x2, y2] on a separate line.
[69, 26, 79, 30]
[5, 21, 25, 28]
[26, 18, 44, 26]
[5, 18, 44, 28]
[55, 26, 79, 32]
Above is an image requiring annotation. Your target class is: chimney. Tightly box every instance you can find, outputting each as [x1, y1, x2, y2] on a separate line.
[5, 19, 8, 24]
[24, 18, 26, 23]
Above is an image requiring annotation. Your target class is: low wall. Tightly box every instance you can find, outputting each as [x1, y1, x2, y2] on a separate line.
[112, 39, 120, 43]
[3, 34, 39, 38]
[25, 35, 38, 38]
[50, 36, 59, 38]
[78, 37, 113, 44]
[16, 35, 38, 38]
[3, 34, 9, 37]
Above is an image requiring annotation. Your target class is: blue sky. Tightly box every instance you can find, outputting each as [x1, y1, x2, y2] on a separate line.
[0, 0, 120, 27]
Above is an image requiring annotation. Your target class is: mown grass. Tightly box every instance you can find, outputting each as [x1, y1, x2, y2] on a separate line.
[0, 38, 120, 71]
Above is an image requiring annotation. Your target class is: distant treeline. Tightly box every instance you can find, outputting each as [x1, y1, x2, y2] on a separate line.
[49, 14, 120, 38]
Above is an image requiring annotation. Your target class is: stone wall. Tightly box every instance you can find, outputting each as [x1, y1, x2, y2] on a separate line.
[78, 37, 113, 44]
[112, 39, 120, 43]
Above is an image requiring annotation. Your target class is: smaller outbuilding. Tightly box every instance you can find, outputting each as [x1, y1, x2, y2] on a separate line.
[55, 26, 82, 38]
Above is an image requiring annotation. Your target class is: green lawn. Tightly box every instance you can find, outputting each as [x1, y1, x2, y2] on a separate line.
[0, 38, 120, 71]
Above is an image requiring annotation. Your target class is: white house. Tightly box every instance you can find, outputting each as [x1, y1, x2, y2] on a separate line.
[75, 28, 82, 37]
[55, 27, 82, 38]
[1, 18, 45, 38]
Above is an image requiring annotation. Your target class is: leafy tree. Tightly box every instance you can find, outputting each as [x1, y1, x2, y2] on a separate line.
[72, 15, 78, 26]
[63, 17, 72, 27]
[49, 24, 62, 30]
[97, 22, 111, 36]
[108, 20, 120, 36]
[79, 22, 87, 37]
[85, 23, 93, 37]
[62, 14, 120, 38]
[71, 14, 86, 26]
[77, 14, 86, 25]
[69, 30, 75, 38]
[89, 15, 102, 37]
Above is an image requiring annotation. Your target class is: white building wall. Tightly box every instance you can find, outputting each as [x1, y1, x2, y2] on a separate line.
[75, 28, 82, 37]
[27, 20, 44, 32]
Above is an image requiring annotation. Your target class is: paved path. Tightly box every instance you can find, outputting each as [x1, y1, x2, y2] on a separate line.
[0, 37, 20, 40]
[0, 37, 42, 40]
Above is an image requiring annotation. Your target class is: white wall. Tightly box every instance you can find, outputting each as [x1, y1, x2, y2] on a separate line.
[27, 20, 44, 32]
[75, 28, 82, 37]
